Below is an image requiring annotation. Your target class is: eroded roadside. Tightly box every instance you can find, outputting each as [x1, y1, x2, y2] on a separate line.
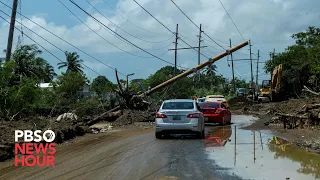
[230, 97, 320, 155]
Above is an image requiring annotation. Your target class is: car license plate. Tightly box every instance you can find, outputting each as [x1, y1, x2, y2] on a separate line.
[205, 117, 209, 122]
[172, 116, 181, 120]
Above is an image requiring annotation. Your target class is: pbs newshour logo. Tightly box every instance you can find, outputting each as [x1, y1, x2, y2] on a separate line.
[14, 130, 57, 167]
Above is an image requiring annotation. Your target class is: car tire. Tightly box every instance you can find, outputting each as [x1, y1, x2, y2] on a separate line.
[155, 132, 162, 139]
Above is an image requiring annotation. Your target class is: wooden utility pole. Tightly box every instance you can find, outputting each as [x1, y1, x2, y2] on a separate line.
[5, 0, 19, 62]
[109, 41, 249, 112]
[145, 41, 249, 96]
[174, 24, 178, 74]
[249, 40, 254, 100]
[197, 24, 203, 65]
[230, 38, 235, 93]
[256, 50, 260, 90]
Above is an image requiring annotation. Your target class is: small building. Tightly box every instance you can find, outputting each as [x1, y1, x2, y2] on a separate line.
[38, 83, 54, 90]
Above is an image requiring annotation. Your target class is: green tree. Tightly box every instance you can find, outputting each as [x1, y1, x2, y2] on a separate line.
[11, 44, 55, 82]
[129, 78, 148, 93]
[91, 76, 115, 96]
[58, 51, 83, 73]
[54, 71, 87, 101]
[147, 66, 194, 99]
[264, 26, 320, 96]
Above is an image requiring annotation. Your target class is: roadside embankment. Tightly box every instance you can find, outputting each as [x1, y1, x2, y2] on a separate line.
[230, 97, 320, 154]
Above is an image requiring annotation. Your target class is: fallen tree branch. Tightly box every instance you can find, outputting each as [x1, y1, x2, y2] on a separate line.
[303, 85, 320, 96]
[306, 104, 320, 110]
[275, 112, 309, 119]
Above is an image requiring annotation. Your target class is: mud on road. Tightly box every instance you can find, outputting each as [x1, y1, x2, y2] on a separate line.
[1, 115, 320, 180]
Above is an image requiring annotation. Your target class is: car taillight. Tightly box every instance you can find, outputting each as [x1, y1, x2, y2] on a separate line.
[187, 113, 200, 118]
[215, 109, 221, 114]
[156, 113, 167, 118]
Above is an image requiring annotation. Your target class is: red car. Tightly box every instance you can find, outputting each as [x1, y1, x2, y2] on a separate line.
[205, 126, 232, 147]
[199, 102, 231, 125]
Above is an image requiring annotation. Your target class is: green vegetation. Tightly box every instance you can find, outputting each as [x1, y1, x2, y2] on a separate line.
[0, 43, 250, 119]
[265, 26, 320, 97]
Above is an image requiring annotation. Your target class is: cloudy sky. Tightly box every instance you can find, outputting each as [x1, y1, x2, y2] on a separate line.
[0, 0, 319, 83]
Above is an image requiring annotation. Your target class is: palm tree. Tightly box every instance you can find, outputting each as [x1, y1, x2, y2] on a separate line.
[58, 51, 83, 73]
[203, 63, 217, 75]
[10, 44, 57, 82]
[12, 44, 43, 80]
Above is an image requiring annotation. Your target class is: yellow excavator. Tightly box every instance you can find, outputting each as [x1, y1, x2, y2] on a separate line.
[259, 64, 284, 102]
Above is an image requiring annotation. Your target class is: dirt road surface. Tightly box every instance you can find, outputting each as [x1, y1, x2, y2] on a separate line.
[1, 115, 320, 180]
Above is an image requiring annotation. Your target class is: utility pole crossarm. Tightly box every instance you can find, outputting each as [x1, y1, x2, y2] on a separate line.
[168, 46, 207, 51]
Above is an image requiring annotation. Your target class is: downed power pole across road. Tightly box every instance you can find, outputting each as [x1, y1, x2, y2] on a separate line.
[108, 40, 249, 112]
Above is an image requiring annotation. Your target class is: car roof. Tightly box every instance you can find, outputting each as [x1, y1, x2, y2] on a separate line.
[206, 95, 225, 98]
[200, 101, 221, 104]
[163, 99, 195, 103]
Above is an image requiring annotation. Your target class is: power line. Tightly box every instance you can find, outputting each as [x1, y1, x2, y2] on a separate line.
[132, 0, 211, 60]
[56, 0, 151, 59]
[69, 0, 187, 69]
[0, 2, 128, 77]
[0, 14, 102, 76]
[85, 0, 174, 44]
[218, 0, 245, 41]
[169, 0, 227, 50]
[101, 0, 169, 35]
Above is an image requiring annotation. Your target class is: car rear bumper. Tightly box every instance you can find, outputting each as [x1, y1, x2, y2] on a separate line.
[203, 114, 224, 123]
[155, 120, 201, 133]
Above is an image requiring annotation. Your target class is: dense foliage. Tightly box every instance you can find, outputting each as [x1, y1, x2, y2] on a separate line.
[0, 44, 250, 119]
[265, 26, 320, 97]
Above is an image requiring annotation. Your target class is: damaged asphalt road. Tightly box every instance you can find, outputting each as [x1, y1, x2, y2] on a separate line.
[1, 115, 320, 180]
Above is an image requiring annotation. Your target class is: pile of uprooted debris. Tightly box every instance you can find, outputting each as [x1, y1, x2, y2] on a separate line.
[237, 97, 320, 154]
[0, 108, 156, 162]
[241, 98, 320, 128]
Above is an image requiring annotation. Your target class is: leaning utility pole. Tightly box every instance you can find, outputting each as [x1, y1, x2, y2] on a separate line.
[174, 24, 178, 74]
[249, 40, 254, 100]
[256, 50, 260, 91]
[108, 41, 249, 112]
[5, 0, 19, 62]
[197, 24, 203, 65]
[230, 38, 235, 93]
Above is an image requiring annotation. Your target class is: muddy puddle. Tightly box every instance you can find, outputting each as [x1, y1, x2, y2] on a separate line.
[204, 115, 320, 180]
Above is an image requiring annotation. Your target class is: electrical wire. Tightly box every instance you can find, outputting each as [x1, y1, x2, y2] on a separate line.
[85, 0, 174, 44]
[218, 0, 245, 41]
[169, 0, 227, 50]
[132, 0, 211, 60]
[69, 0, 187, 69]
[0, 7, 127, 77]
[144, 40, 174, 51]
[56, 0, 152, 59]
[0, 15, 102, 76]
[102, 0, 169, 35]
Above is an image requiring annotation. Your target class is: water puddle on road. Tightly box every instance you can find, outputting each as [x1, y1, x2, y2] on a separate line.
[204, 115, 320, 180]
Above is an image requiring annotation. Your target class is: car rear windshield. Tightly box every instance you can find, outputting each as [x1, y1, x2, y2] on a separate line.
[162, 102, 194, 109]
[208, 98, 225, 101]
[199, 102, 220, 108]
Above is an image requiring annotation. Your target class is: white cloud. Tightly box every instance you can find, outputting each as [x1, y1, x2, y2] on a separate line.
[0, 0, 319, 81]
